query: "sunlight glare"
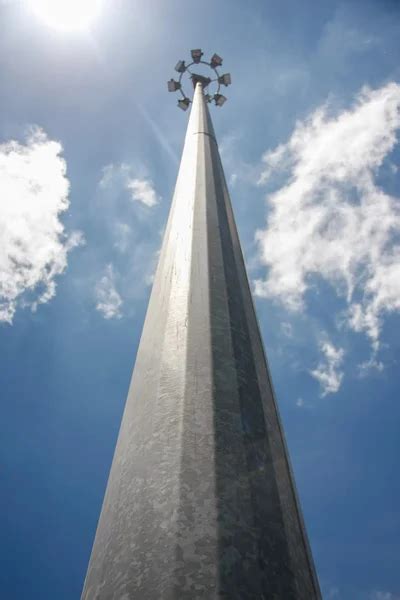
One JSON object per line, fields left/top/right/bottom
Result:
{"left": 31, "top": 0, "right": 103, "bottom": 32}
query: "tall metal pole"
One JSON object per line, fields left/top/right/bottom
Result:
{"left": 82, "top": 54, "right": 321, "bottom": 599}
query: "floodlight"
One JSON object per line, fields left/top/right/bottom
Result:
{"left": 167, "top": 79, "right": 181, "bottom": 92}
{"left": 218, "top": 73, "right": 231, "bottom": 86}
{"left": 210, "top": 53, "right": 223, "bottom": 68}
{"left": 178, "top": 97, "right": 191, "bottom": 111}
{"left": 175, "top": 60, "right": 186, "bottom": 73}
{"left": 214, "top": 93, "right": 227, "bottom": 107}
{"left": 167, "top": 49, "right": 231, "bottom": 111}
{"left": 191, "top": 48, "right": 203, "bottom": 63}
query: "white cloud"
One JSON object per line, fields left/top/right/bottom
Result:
{"left": 255, "top": 82, "right": 400, "bottom": 351}
{"left": 100, "top": 163, "right": 159, "bottom": 207}
{"left": 310, "top": 340, "right": 344, "bottom": 396}
{"left": 0, "top": 127, "right": 83, "bottom": 323}
{"left": 296, "top": 397, "right": 305, "bottom": 408}
{"left": 95, "top": 264, "right": 122, "bottom": 319}
{"left": 126, "top": 177, "right": 158, "bottom": 207}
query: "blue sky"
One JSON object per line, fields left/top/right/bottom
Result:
{"left": 1, "top": 0, "right": 400, "bottom": 598}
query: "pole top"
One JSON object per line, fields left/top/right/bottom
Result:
{"left": 167, "top": 49, "right": 231, "bottom": 111}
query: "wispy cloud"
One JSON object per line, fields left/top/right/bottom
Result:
{"left": 136, "top": 103, "right": 179, "bottom": 164}
{"left": 255, "top": 82, "right": 400, "bottom": 354}
{"left": 95, "top": 264, "right": 122, "bottom": 319}
{"left": 219, "top": 132, "right": 259, "bottom": 187}
{"left": 96, "top": 166, "right": 163, "bottom": 317}
{"left": 113, "top": 222, "right": 132, "bottom": 253}
{"left": 358, "top": 355, "right": 384, "bottom": 378}
{"left": 310, "top": 340, "right": 344, "bottom": 396}
{"left": 99, "top": 163, "right": 160, "bottom": 207}
{"left": 326, "top": 587, "right": 340, "bottom": 599}
{"left": 370, "top": 592, "right": 400, "bottom": 600}
{"left": 0, "top": 127, "right": 83, "bottom": 324}
{"left": 281, "top": 321, "right": 293, "bottom": 338}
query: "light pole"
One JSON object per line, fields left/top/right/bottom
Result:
{"left": 81, "top": 49, "right": 321, "bottom": 600}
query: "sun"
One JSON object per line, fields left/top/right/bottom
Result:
{"left": 30, "top": 0, "right": 103, "bottom": 32}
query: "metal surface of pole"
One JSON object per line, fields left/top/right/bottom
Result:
{"left": 81, "top": 77, "right": 321, "bottom": 599}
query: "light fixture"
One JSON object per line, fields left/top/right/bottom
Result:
{"left": 178, "top": 98, "right": 191, "bottom": 111}
{"left": 167, "top": 49, "right": 231, "bottom": 111}
{"left": 175, "top": 60, "right": 186, "bottom": 73}
{"left": 167, "top": 79, "right": 181, "bottom": 92}
{"left": 214, "top": 93, "right": 227, "bottom": 107}
{"left": 210, "top": 53, "right": 223, "bottom": 68}
{"left": 191, "top": 48, "right": 203, "bottom": 63}
{"left": 218, "top": 73, "right": 231, "bottom": 86}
